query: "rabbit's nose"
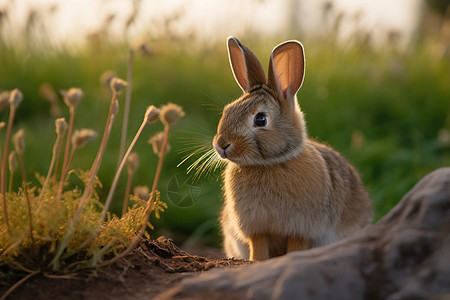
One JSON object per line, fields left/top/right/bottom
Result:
{"left": 216, "top": 135, "right": 230, "bottom": 149}
{"left": 222, "top": 143, "right": 231, "bottom": 150}
{"left": 214, "top": 136, "right": 232, "bottom": 159}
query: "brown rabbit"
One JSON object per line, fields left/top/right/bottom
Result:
{"left": 213, "top": 37, "right": 373, "bottom": 261}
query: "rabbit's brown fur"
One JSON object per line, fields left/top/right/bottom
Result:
{"left": 214, "top": 37, "right": 373, "bottom": 261}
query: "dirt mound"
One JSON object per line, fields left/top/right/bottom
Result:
{"left": 0, "top": 237, "right": 251, "bottom": 300}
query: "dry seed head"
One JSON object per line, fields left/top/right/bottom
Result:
{"left": 40, "top": 83, "right": 62, "bottom": 117}
{"left": 71, "top": 129, "right": 97, "bottom": 149}
{"left": 159, "top": 103, "right": 185, "bottom": 126}
{"left": 62, "top": 87, "right": 83, "bottom": 108}
{"left": 55, "top": 118, "right": 68, "bottom": 136}
{"left": 148, "top": 132, "right": 171, "bottom": 155}
{"left": 126, "top": 152, "right": 139, "bottom": 173}
{"left": 133, "top": 39, "right": 154, "bottom": 56}
{"left": 8, "top": 151, "right": 17, "bottom": 173}
{"left": 0, "top": 122, "right": 5, "bottom": 131}
{"left": 49, "top": 104, "right": 62, "bottom": 117}
{"left": 13, "top": 129, "right": 25, "bottom": 154}
{"left": 110, "top": 77, "right": 127, "bottom": 94}
{"left": 99, "top": 70, "right": 117, "bottom": 88}
{"left": 438, "top": 128, "right": 450, "bottom": 147}
{"left": 39, "top": 83, "right": 59, "bottom": 104}
{"left": 133, "top": 185, "right": 150, "bottom": 201}
{"left": 9, "top": 89, "right": 23, "bottom": 109}
{"left": 0, "top": 91, "right": 10, "bottom": 111}
{"left": 144, "top": 105, "right": 160, "bottom": 124}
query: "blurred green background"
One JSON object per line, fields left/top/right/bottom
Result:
{"left": 0, "top": 0, "right": 449, "bottom": 250}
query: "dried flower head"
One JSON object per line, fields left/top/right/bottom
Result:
{"left": 13, "top": 129, "right": 25, "bottom": 154}
{"left": 40, "top": 83, "right": 61, "bottom": 116}
{"left": 133, "top": 185, "right": 150, "bottom": 201}
{"left": 438, "top": 128, "right": 450, "bottom": 147}
{"left": 71, "top": 129, "right": 97, "bottom": 149}
{"left": 126, "top": 152, "right": 139, "bottom": 173}
{"left": 8, "top": 151, "right": 17, "bottom": 173}
{"left": 110, "top": 77, "right": 127, "bottom": 94}
{"left": 55, "top": 118, "right": 68, "bottom": 136}
{"left": 0, "top": 91, "right": 10, "bottom": 111}
{"left": 144, "top": 105, "right": 160, "bottom": 124}
{"left": 133, "top": 39, "right": 154, "bottom": 56}
{"left": 0, "top": 122, "right": 5, "bottom": 131}
{"left": 148, "top": 132, "right": 171, "bottom": 155}
{"left": 159, "top": 103, "right": 185, "bottom": 126}
{"left": 9, "top": 89, "right": 23, "bottom": 109}
{"left": 99, "top": 70, "right": 117, "bottom": 88}
{"left": 39, "top": 83, "right": 59, "bottom": 104}
{"left": 61, "top": 87, "right": 83, "bottom": 108}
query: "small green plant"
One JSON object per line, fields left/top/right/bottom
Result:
{"left": 0, "top": 74, "right": 185, "bottom": 298}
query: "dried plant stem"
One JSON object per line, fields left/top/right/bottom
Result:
{"left": 57, "top": 106, "right": 76, "bottom": 198}
{"left": 84, "top": 96, "right": 118, "bottom": 201}
{"left": 100, "top": 124, "right": 171, "bottom": 267}
{"left": 8, "top": 171, "right": 14, "bottom": 193}
{"left": 8, "top": 163, "right": 14, "bottom": 193}
{"left": 1, "top": 106, "right": 16, "bottom": 234}
{"left": 118, "top": 48, "right": 134, "bottom": 166}
{"left": 122, "top": 172, "right": 133, "bottom": 215}
{"left": 17, "top": 151, "right": 34, "bottom": 243}
{"left": 51, "top": 95, "right": 118, "bottom": 270}
{"left": 102, "top": 115, "right": 147, "bottom": 222}
{"left": 61, "top": 106, "right": 76, "bottom": 177}
{"left": 150, "top": 124, "right": 170, "bottom": 204}
{"left": 64, "top": 148, "right": 77, "bottom": 178}
{"left": 37, "top": 133, "right": 63, "bottom": 207}
{"left": 53, "top": 136, "right": 64, "bottom": 183}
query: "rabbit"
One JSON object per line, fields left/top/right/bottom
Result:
{"left": 213, "top": 37, "right": 373, "bottom": 261}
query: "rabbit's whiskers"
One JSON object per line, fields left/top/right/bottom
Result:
{"left": 177, "top": 136, "right": 225, "bottom": 181}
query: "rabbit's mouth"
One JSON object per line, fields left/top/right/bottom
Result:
{"left": 213, "top": 134, "right": 269, "bottom": 165}
{"left": 213, "top": 143, "right": 259, "bottom": 165}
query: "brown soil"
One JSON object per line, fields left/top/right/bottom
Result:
{"left": 0, "top": 237, "right": 252, "bottom": 300}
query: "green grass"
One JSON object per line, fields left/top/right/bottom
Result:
{"left": 0, "top": 36, "right": 449, "bottom": 248}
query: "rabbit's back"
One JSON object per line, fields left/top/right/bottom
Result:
{"left": 312, "top": 141, "right": 373, "bottom": 234}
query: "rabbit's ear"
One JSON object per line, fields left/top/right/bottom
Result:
{"left": 268, "top": 41, "right": 305, "bottom": 101}
{"left": 227, "top": 37, "right": 266, "bottom": 92}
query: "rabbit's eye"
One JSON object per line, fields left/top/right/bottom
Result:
{"left": 254, "top": 113, "right": 267, "bottom": 127}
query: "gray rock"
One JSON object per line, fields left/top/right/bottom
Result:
{"left": 156, "top": 168, "right": 450, "bottom": 300}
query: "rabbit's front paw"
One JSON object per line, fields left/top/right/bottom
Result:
{"left": 249, "top": 234, "right": 270, "bottom": 261}
{"left": 287, "top": 236, "right": 310, "bottom": 253}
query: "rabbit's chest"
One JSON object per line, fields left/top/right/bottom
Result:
{"left": 223, "top": 162, "right": 330, "bottom": 236}
{"left": 225, "top": 162, "right": 322, "bottom": 205}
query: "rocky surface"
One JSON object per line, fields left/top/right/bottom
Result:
{"left": 157, "top": 167, "right": 450, "bottom": 300}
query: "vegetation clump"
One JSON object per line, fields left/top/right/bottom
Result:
{"left": 0, "top": 75, "right": 184, "bottom": 296}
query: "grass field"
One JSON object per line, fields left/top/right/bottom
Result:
{"left": 0, "top": 34, "right": 449, "bottom": 248}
